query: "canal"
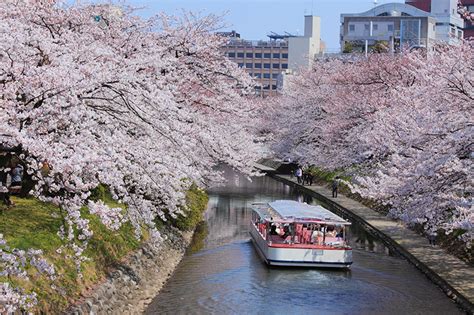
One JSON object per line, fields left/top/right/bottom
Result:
{"left": 145, "top": 171, "right": 461, "bottom": 314}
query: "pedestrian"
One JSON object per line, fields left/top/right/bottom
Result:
{"left": 332, "top": 176, "right": 339, "bottom": 198}
{"left": 428, "top": 231, "right": 437, "bottom": 246}
{"left": 9, "top": 162, "right": 23, "bottom": 195}
{"left": 295, "top": 167, "right": 303, "bottom": 184}
{"left": 307, "top": 172, "right": 314, "bottom": 186}
{"left": 0, "top": 153, "right": 12, "bottom": 206}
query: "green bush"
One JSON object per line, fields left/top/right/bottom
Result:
{"left": 89, "top": 184, "right": 108, "bottom": 201}
{"left": 173, "top": 184, "right": 209, "bottom": 231}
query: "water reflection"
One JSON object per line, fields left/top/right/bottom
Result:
{"left": 146, "top": 170, "right": 460, "bottom": 315}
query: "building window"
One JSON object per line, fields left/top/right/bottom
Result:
{"left": 272, "top": 64, "right": 280, "bottom": 69}
{"left": 373, "top": 24, "right": 378, "bottom": 31}
{"left": 282, "top": 64, "right": 288, "bottom": 69}
{"left": 254, "top": 73, "right": 261, "bottom": 78}
{"left": 255, "top": 53, "right": 262, "bottom": 58}
{"left": 238, "top": 63, "right": 244, "bottom": 68}
{"left": 282, "top": 53, "right": 288, "bottom": 58}
{"left": 263, "top": 73, "right": 271, "bottom": 79}
{"left": 272, "top": 85, "right": 277, "bottom": 90}
{"left": 246, "top": 53, "right": 253, "bottom": 58}
{"left": 237, "top": 52, "right": 244, "bottom": 58}
{"left": 228, "top": 52, "right": 235, "bottom": 58}
{"left": 254, "top": 63, "right": 262, "bottom": 68}
{"left": 246, "top": 63, "right": 253, "bottom": 68}
{"left": 273, "top": 53, "right": 280, "bottom": 58}
{"left": 364, "top": 24, "right": 369, "bottom": 31}
{"left": 264, "top": 63, "right": 271, "bottom": 69}
{"left": 388, "top": 24, "right": 393, "bottom": 32}
{"left": 349, "top": 24, "right": 355, "bottom": 32}
{"left": 264, "top": 53, "right": 271, "bottom": 58}
{"left": 272, "top": 73, "right": 279, "bottom": 78}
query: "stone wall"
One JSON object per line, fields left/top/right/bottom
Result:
{"left": 68, "top": 227, "right": 193, "bottom": 314}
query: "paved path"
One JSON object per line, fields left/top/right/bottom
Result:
{"left": 255, "top": 163, "right": 474, "bottom": 313}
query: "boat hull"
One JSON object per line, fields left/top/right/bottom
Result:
{"left": 249, "top": 226, "right": 352, "bottom": 268}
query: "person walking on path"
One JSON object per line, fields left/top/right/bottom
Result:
{"left": 428, "top": 231, "right": 437, "bottom": 246}
{"left": 305, "top": 171, "right": 314, "bottom": 186}
{"left": 332, "top": 176, "right": 340, "bottom": 198}
{"left": 0, "top": 153, "right": 12, "bottom": 206}
{"left": 295, "top": 167, "right": 303, "bottom": 184}
{"left": 10, "top": 163, "right": 23, "bottom": 187}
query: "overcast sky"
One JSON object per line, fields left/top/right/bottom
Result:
{"left": 91, "top": 0, "right": 405, "bottom": 51}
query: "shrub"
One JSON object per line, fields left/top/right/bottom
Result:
{"left": 173, "top": 184, "right": 209, "bottom": 231}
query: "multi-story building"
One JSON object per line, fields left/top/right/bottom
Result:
{"left": 340, "top": 1, "right": 464, "bottom": 53}
{"left": 406, "top": 0, "right": 465, "bottom": 41}
{"left": 341, "top": 3, "right": 437, "bottom": 53}
{"left": 222, "top": 16, "right": 322, "bottom": 97}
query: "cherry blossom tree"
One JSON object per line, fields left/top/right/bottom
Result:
{"left": 1, "top": 0, "right": 261, "bottom": 310}
{"left": 267, "top": 43, "right": 473, "bottom": 247}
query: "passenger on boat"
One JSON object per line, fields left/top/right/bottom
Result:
{"left": 311, "top": 230, "right": 323, "bottom": 244}
{"left": 335, "top": 228, "right": 343, "bottom": 239}
{"left": 326, "top": 226, "right": 337, "bottom": 237}
{"left": 270, "top": 224, "right": 279, "bottom": 235}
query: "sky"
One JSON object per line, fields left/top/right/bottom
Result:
{"left": 94, "top": 0, "right": 405, "bottom": 51}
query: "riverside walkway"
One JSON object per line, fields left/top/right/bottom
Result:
{"left": 255, "top": 162, "right": 474, "bottom": 313}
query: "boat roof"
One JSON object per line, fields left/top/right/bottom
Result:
{"left": 251, "top": 200, "right": 350, "bottom": 225}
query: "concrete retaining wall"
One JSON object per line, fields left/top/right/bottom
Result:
{"left": 67, "top": 227, "right": 193, "bottom": 315}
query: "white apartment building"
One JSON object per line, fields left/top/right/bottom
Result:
{"left": 340, "top": 1, "right": 464, "bottom": 54}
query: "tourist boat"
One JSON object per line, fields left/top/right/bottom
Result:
{"left": 249, "top": 200, "right": 352, "bottom": 268}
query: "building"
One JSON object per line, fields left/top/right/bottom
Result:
{"left": 340, "top": 1, "right": 464, "bottom": 54}
{"left": 406, "top": 0, "right": 464, "bottom": 41}
{"left": 341, "top": 4, "right": 437, "bottom": 53}
{"left": 222, "top": 16, "right": 322, "bottom": 97}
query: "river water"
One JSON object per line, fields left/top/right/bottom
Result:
{"left": 146, "top": 171, "right": 461, "bottom": 315}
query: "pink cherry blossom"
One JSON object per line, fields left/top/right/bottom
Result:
{"left": 1, "top": 0, "right": 262, "bottom": 310}
{"left": 267, "top": 43, "right": 473, "bottom": 246}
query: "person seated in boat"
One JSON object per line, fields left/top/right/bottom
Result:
{"left": 270, "top": 223, "right": 279, "bottom": 235}
{"left": 326, "top": 226, "right": 337, "bottom": 238}
{"left": 335, "top": 227, "right": 343, "bottom": 239}
{"left": 311, "top": 229, "right": 323, "bottom": 244}
{"left": 282, "top": 224, "right": 291, "bottom": 238}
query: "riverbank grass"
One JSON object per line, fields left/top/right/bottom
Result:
{"left": 0, "top": 195, "right": 142, "bottom": 312}
{"left": 0, "top": 185, "right": 208, "bottom": 313}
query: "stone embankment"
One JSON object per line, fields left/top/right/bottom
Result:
{"left": 68, "top": 227, "right": 193, "bottom": 315}
{"left": 255, "top": 161, "right": 474, "bottom": 314}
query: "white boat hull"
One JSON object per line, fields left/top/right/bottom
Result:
{"left": 249, "top": 225, "right": 352, "bottom": 268}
